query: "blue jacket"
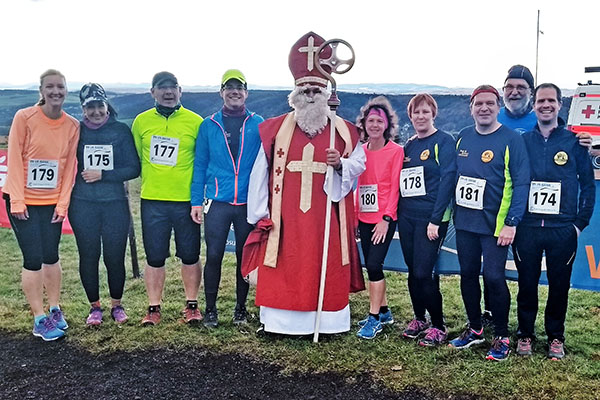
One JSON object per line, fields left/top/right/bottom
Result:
{"left": 191, "top": 109, "right": 264, "bottom": 206}
{"left": 520, "top": 120, "right": 595, "bottom": 231}
{"left": 497, "top": 107, "right": 537, "bottom": 134}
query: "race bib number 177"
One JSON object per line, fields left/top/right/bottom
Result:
{"left": 150, "top": 136, "right": 179, "bottom": 166}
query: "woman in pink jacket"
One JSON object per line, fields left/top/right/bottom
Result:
{"left": 355, "top": 96, "right": 403, "bottom": 339}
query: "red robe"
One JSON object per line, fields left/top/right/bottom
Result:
{"left": 254, "top": 115, "right": 362, "bottom": 312}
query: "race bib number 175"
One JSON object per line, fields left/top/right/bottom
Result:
{"left": 83, "top": 145, "right": 114, "bottom": 170}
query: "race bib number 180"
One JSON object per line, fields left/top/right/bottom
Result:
{"left": 150, "top": 136, "right": 179, "bottom": 166}
{"left": 456, "top": 176, "right": 486, "bottom": 210}
{"left": 83, "top": 145, "right": 114, "bottom": 170}
{"left": 358, "top": 184, "right": 379, "bottom": 212}
{"left": 528, "top": 181, "right": 561, "bottom": 214}
{"left": 27, "top": 159, "right": 58, "bottom": 189}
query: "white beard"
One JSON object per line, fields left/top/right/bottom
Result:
{"left": 288, "top": 86, "right": 331, "bottom": 138}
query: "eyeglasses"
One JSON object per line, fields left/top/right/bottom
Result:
{"left": 302, "top": 88, "right": 322, "bottom": 95}
{"left": 223, "top": 84, "right": 246, "bottom": 91}
{"left": 503, "top": 84, "right": 530, "bottom": 93}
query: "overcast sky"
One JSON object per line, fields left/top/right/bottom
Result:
{"left": 1, "top": 0, "right": 599, "bottom": 90}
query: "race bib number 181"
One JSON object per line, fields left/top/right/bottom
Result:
{"left": 456, "top": 176, "right": 486, "bottom": 210}
{"left": 27, "top": 159, "right": 58, "bottom": 189}
{"left": 150, "top": 136, "right": 179, "bottom": 166}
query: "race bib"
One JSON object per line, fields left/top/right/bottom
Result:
{"left": 400, "top": 166, "right": 426, "bottom": 197}
{"left": 358, "top": 184, "right": 378, "bottom": 212}
{"left": 27, "top": 159, "right": 58, "bottom": 189}
{"left": 456, "top": 176, "right": 486, "bottom": 210}
{"left": 528, "top": 181, "right": 561, "bottom": 214}
{"left": 150, "top": 136, "right": 179, "bottom": 166}
{"left": 83, "top": 145, "right": 114, "bottom": 170}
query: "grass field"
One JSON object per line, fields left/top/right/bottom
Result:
{"left": 1, "top": 179, "right": 599, "bottom": 400}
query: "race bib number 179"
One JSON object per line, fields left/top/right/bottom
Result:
{"left": 27, "top": 159, "right": 58, "bottom": 189}
{"left": 150, "top": 136, "right": 179, "bottom": 166}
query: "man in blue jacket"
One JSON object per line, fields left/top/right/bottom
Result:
{"left": 513, "top": 83, "right": 595, "bottom": 360}
{"left": 191, "top": 69, "right": 264, "bottom": 327}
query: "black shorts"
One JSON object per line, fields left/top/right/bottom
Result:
{"left": 5, "top": 199, "right": 62, "bottom": 271}
{"left": 140, "top": 199, "right": 200, "bottom": 267}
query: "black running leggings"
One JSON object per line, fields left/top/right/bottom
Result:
{"left": 203, "top": 201, "right": 253, "bottom": 310}
{"left": 455, "top": 229, "right": 510, "bottom": 336}
{"left": 397, "top": 215, "right": 448, "bottom": 329}
{"left": 68, "top": 198, "right": 130, "bottom": 303}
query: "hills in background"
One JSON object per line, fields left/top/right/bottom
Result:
{"left": 0, "top": 89, "right": 572, "bottom": 144}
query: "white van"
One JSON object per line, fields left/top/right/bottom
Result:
{"left": 567, "top": 67, "right": 600, "bottom": 168}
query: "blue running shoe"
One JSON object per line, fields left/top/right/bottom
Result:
{"left": 486, "top": 336, "right": 510, "bottom": 361}
{"left": 50, "top": 308, "right": 68, "bottom": 330}
{"left": 448, "top": 327, "right": 485, "bottom": 349}
{"left": 358, "top": 309, "right": 394, "bottom": 327}
{"left": 356, "top": 315, "right": 383, "bottom": 339}
{"left": 32, "top": 317, "right": 65, "bottom": 341}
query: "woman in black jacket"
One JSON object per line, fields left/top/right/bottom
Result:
{"left": 69, "top": 83, "right": 140, "bottom": 326}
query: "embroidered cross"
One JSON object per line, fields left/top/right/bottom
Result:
{"left": 274, "top": 184, "right": 281, "bottom": 194}
{"left": 286, "top": 143, "right": 327, "bottom": 213}
{"left": 277, "top": 148, "right": 285, "bottom": 158}
{"left": 275, "top": 166, "right": 282, "bottom": 176}
{"left": 298, "top": 36, "right": 318, "bottom": 71}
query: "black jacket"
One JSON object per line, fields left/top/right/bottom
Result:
{"left": 521, "top": 120, "right": 595, "bottom": 231}
{"left": 71, "top": 116, "right": 140, "bottom": 202}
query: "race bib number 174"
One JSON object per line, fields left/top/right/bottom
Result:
{"left": 150, "top": 136, "right": 179, "bottom": 166}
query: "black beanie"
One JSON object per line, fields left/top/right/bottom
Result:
{"left": 505, "top": 65, "right": 534, "bottom": 89}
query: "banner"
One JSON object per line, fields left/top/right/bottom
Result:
{"left": 225, "top": 181, "right": 600, "bottom": 292}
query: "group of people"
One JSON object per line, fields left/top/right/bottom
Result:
{"left": 3, "top": 32, "right": 595, "bottom": 363}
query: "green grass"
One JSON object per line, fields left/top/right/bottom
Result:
{"left": 1, "top": 179, "right": 599, "bottom": 399}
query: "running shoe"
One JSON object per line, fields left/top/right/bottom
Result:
{"left": 548, "top": 339, "right": 565, "bottom": 360}
{"left": 356, "top": 315, "right": 383, "bottom": 339}
{"left": 111, "top": 306, "right": 128, "bottom": 324}
{"left": 141, "top": 309, "right": 161, "bottom": 326}
{"left": 233, "top": 304, "right": 248, "bottom": 325}
{"left": 448, "top": 327, "right": 485, "bottom": 349}
{"left": 86, "top": 307, "right": 103, "bottom": 326}
{"left": 32, "top": 317, "right": 65, "bottom": 341}
{"left": 516, "top": 337, "right": 533, "bottom": 356}
{"left": 418, "top": 327, "right": 448, "bottom": 347}
{"left": 402, "top": 318, "right": 429, "bottom": 339}
{"left": 203, "top": 307, "right": 218, "bottom": 328}
{"left": 486, "top": 336, "right": 510, "bottom": 361}
{"left": 183, "top": 305, "right": 203, "bottom": 324}
{"left": 50, "top": 308, "right": 68, "bottom": 330}
{"left": 358, "top": 309, "right": 394, "bottom": 327}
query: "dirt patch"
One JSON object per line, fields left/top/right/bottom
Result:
{"left": 0, "top": 331, "right": 480, "bottom": 400}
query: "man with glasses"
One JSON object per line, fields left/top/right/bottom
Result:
{"left": 191, "top": 69, "right": 263, "bottom": 328}
{"left": 498, "top": 65, "right": 538, "bottom": 134}
{"left": 132, "top": 71, "right": 204, "bottom": 326}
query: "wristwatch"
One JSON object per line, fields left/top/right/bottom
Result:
{"left": 504, "top": 217, "right": 518, "bottom": 227}
{"left": 382, "top": 215, "right": 393, "bottom": 223}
